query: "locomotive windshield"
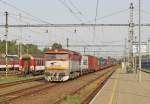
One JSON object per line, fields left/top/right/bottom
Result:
{"left": 45, "top": 54, "right": 68, "bottom": 60}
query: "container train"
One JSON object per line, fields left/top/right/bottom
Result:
{"left": 44, "top": 49, "right": 115, "bottom": 81}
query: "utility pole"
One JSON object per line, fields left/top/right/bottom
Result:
{"left": 19, "top": 13, "right": 22, "bottom": 57}
{"left": 66, "top": 38, "right": 69, "bottom": 49}
{"left": 124, "top": 38, "right": 127, "bottom": 70}
{"left": 127, "top": 2, "right": 134, "bottom": 73}
{"left": 5, "top": 11, "right": 8, "bottom": 77}
{"left": 139, "top": 0, "right": 142, "bottom": 82}
{"left": 17, "top": 41, "right": 19, "bottom": 57}
{"left": 84, "top": 47, "right": 86, "bottom": 54}
{"left": 27, "top": 44, "right": 29, "bottom": 54}
{"left": 148, "top": 38, "right": 150, "bottom": 58}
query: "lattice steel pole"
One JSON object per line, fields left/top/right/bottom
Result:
{"left": 139, "top": 0, "right": 142, "bottom": 82}
{"left": 128, "top": 2, "right": 134, "bottom": 72}
{"left": 5, "top": 11, "right": 8, "bottom": 77}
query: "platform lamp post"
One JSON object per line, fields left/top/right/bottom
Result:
{"left": 138, "top": 0, "right": 142, "bottom": 82}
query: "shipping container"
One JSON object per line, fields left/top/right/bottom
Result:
{"left": 81, "top": 55, "right": 99, "bottom": 72}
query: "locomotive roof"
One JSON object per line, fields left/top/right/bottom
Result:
{"left": 20, "top": 54, "right": 34, "bottom": 60}
{"left": 45, "top": 48, "right": 81, "bottom": 55}
{"left": 82, "top": 54, "right": 98, "bottom": 58}
{"left": 83, "top": 54, "right": 96, "bottom": 57}
{"left": 20, "top": 54, "right": 44, "bottom": 59}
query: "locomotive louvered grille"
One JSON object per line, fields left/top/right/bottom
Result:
{"left": 45, "top": 72, "right": 66, "bottom": 81}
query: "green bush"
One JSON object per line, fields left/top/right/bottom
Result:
{"left": 64, "top": 95, "right": 81, "bottom": 104}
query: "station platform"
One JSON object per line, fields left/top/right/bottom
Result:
{"left": 90, "top": 67, "right": 150, "bottom": 104}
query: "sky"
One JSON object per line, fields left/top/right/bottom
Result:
{"left": 0, "top": 0, "right": 150, "bottom": 57}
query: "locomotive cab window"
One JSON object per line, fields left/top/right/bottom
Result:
{"left": 45, "top": 54, "right": 68, "bottom": 60}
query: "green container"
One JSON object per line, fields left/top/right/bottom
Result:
{"left": 99, "top": 57, "right": 104, "bottom": 65}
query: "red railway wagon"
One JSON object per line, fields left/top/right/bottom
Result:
{"left": 19, "top": 54, "right": 45, "bottom": 75}
{"left": 81, "top": 55, "right": 99, "bottom": 73}
{"left": 0, "top": 56, "right": 19, "bottom": 71}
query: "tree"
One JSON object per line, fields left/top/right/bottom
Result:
{"left": 43, "top": 48, "right": 49, "bottom": 52}
{"left": 52, "top": 43, "right": 62, "bottom": 50}
{"left": 0, "top": 40, "right": 43, "bottom": 56}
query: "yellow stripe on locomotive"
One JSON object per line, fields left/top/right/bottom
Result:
{"left": 46, "top": 66, "right": 67, "bottom": 70}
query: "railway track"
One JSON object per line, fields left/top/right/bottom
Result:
{"left": 0, "top": 76, "right": 44, "bottom": 88}
{"left": 3, "top": 66, "right": 118, "bottom": 104}
{"left": 0, "top": 81, "right": 57, "bottom": 103}
{"left": 81, "top": 70, "right": 114, "bottom": 104}
{"left": 54, "top": 68, "right": 115, "bottom": 104}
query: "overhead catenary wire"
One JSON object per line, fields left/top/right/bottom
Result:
{"left": 138, "top": 9, "right": 150, "bottom": 20}
{"left": 0, "top": 0, "right": 129, "bottom": 26}
{"left": 54, "top": 0, "right": 90, "bottom": 46}
{"left": 8, "top": 14, "right": 47, "bottom": 35}
{"left": 0, "top": 1, "right": 132, "bottom": 48}
{"left": 87, "top": 8, "right": 129, "bottom": 23}
{"left": 0, "top": 8, "right": 130, "bottom": 28}
{"left": 9, "top": 13, "right": 49, "bottom": 24}
{"left": 67, "top": 0, "right": 88, "bottom": 22}
{"left": 77, "top": 50, "right": 124, "bottom": 53}
{"left": 57, "top": 0, "right": 84, "bottom": 23}
{"left": 93, "top": 0, "right": 99, "bottom": 41}
{"left": 7, "top": 15, "right": 49, "bottom": 49}
{"left": 0, "top": 1, "right": 129, "bottom": 25}
{"left": 2, "top": 11, "right": 90, "bottom": 49}
{"left": 95, "top": 0, "right": 99, "bottom": 24}
{"left": 0, "top": 0, "right": 129, "bottom": 25}
{"left": 0, "top": 0, "right": 104, "bottom": 49}
{"left": 100, "top": 41, "right": 122, "bottom": 43}
{"left": 0, "top": 0, "right": 52, "bottom": 24}
{"left": 35, "top": 44, "right": 124, "bottom": 48}
{"left": 0, "top": 0, "right": 137, "bottom": 58}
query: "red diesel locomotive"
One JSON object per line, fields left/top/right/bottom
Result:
{"left": 19, "top": 54, "right": 45, "bottom": 75}
{"left": 44, "top": 49, "right": 82, "bottom": 81}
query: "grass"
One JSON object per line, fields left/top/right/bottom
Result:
{"left": 0, "top": 76, "right": 29, "bottom": 84}
{"left": 64, "top": 95, "right": 81, "bottom": 104}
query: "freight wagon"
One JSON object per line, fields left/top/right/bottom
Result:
{"left": 98, "top": 57, "right": 113, "bottom": 69}
{"left": 44, "top": 49, "right": 82, "bottom": 81}
{"left": 0, "top": 56, "right": 19, "bottom": 71}
{"left": 81, "top": 55, "right": 99, "bottom": 73}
